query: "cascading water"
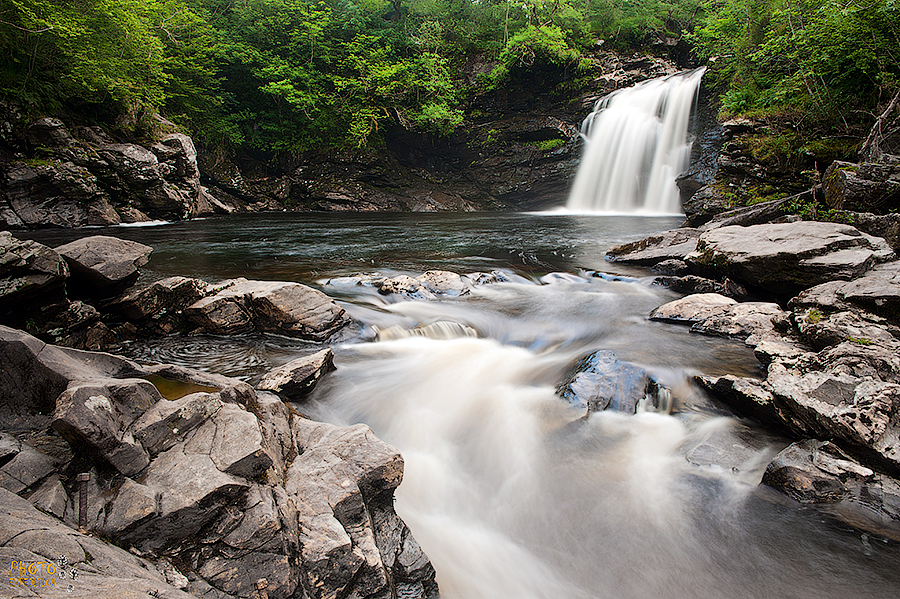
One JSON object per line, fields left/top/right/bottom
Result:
{"left": 566, "top": 68, "right": 706, "bottom": 214}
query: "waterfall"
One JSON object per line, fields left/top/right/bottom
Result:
{"left": 566, "top": 68, "right": 706, "bottom": 214}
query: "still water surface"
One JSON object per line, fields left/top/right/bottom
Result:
{"left": 23, "top": 212, "right": 900, "bottom": 598}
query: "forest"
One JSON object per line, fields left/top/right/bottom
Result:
{"left": 1, "top": 0, "right": 899, "bottom": 159}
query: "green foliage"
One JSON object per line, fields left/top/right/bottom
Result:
{"left": 486, "top": 24, "right": 582, "bottom": 88}
{"left": 525, "top": 137, "right": 566, "bottom": 151}
{"left": 692, "top": 0, "right": 900, "bottom": 130}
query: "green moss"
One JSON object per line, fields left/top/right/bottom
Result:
{"left": 524, "top": 138, "right": 565, "bottom": 152}
{"left": 806, "top": 309, "right": 822, "bottom": 324}
{"left": 847, "top": 336, "right": 873, "bottom": 346}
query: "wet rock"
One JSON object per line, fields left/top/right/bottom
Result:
{"left": 762, "top": 439, "right": 900, "bottom": 540}
{"left": 1, "top": 159, "right": 122, "bottom": 228}
{"left": 107, "top": 276, "right": 211, "bottom": 322}
{"left": 0, "top": 232, "right": 69, "bottom": 313}
{"left": 26, "top": 116, "right": 74, "bottom": 147}
{"left": 681, "top": 185, "right": 734, "bottom": 227}
{"left": 605, "top": 228, "right": 700, "bottom": 266}
{"left": 257, "top": 349, "right": 336, "bottom": 399}
{"left": 685, "top": 222, "right": 895, "bottom": 297}
{"left": 652, "top": 259, "right": 691, "bottom": 276}
{"left": 55, "top": 235, "right": 152, "bottom": 298}
{"left": 557, "top": 350, "right": 669, "bottom": 414}
{"left": 683, "top": 418, "right": 788, "bottom": 478}
{"left": 185, "top": 278, "right": 351, "bottom": 341}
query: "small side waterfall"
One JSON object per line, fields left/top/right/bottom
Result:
{"left": 566, "top": 68, "right": 706, "bottom": 214}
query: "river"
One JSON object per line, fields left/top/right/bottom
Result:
{"left": 22, "top": 212, "right": 900, "bottom": 598}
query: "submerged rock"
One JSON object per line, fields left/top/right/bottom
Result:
{"left": 557, "top": 350, "right": 671, "bottom": 414}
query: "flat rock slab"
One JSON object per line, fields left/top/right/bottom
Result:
{"left": 606, "top": 228, "right": 700, "bottom": 265}
{"left": 649, "top": 293, "right": 737, "bottom": 324}
{"left": 685, "top": 222, "right": 895, "bottom": 296}
{"left": 55, "top": 235, "right": 152, "bottom": 296}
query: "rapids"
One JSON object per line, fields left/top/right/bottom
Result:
{"left": 21, "top": 212, "right": 900, "bottom": 598}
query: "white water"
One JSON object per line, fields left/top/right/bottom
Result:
{"left": 566, "top": 68, "right": 706, "bottom": 214}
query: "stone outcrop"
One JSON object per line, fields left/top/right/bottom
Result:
{"left": 1, "top": 118, "right": 223, "bottom": 228}
{"left": 1, "top": 487, "right": 200, "bottom": 598}
{"left": 0, "top": 325, "right": 438, "bottom": 599}
{"left": 322, "top": 269, "right": 512, "bottom": 300}
{"left": 685, "top": 222, "right": 894, "bottom": 297}
{"left": 181, "top": 278, "right": 351, "bottom": 341}
{"left": 824, "top": 161, "right": 900, "bottom": 213}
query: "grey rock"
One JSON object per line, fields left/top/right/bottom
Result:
{"left": 648, "top": 293, "right": 737, "bottom": 324}
{"left": 185, "top": 278, "right": 350, "bottom": 341}
{"left": 652, "top": 259, "right": 691, "bottom": 276}
{"left": 0, "top": 487, "right": 197, "bottom": 598}
{"left": 28, "top": 474, "right": 70, "bottom": 519}
{"left": 697, "top": 191, "right": 813, "bottom": 231}
{"left": 126, "top": 445, "right": 250, "bottom": 553}
{"left": 208, "top": 403, "right": 273, "bottom": 479}
{"left": 257, "top": 349, "right": 336, "bottom": 399}
{"left": 103, "top": 478, "right": 158, "bottom": 535}
{"left": 55, "top": 235, "right": 152, "bottom": 297}
{"left": 605, "top": 228, "right": 700, "bottom": 265}
{"left": 685, "top": 222, "right": 895, "bottom": 296}
{"left": 762, "top": 439, "right": 900, "bottom": 540}
{"left": 198, "top": 552, "right": 296, "bottom": 599}
{"left": 688, "top": 301, "right": 788, "bottom": 342}
{"left": 0, "top": 442, "right": 55, "bottom": 494}
{"left": 652, "top": 275, "right": 748, "bottom": 299}
{"left": 130, "top": 392, "right": 224, "bottom": 457}
{"left": 1, "top": 160, "right": 121, "bottom": 228}
{"left": 26, "top": 117, "right": 74, "bottom": 147}
{"left": 0, "top": 232, "right": 69, "bottom": 312}
{"left": 52, "top": 380, "right": 158, "bottom": 477}
{"left": 824, "top": 161, "right": 900, "bottom": 213}
{"left": 107, "top": 276, "right": 211, "bottom": 322}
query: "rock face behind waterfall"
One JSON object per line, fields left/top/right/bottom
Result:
{"left": 0, "top": 325, "right": 439, "bottom": 599}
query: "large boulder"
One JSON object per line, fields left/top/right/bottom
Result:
{"left": 185, "top": 278, "right": 351, "bottom": 340}
{"left": 685, "top": 222, "right": 895, "bottom": 297}
{"left": 824, "top": 161, "right": 900, "bottom": 213}
{"left": 257, "top": 349, "right": 336, "bottom": 399}
{"left": 55, "top": 235, "right": 152, "bottom": 298}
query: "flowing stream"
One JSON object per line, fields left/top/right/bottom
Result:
{"left": 566, "top": 69, "right": 706, "bottom": 214}
{"left": 22, "top": 212, "right": 900, "bottom": 598}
